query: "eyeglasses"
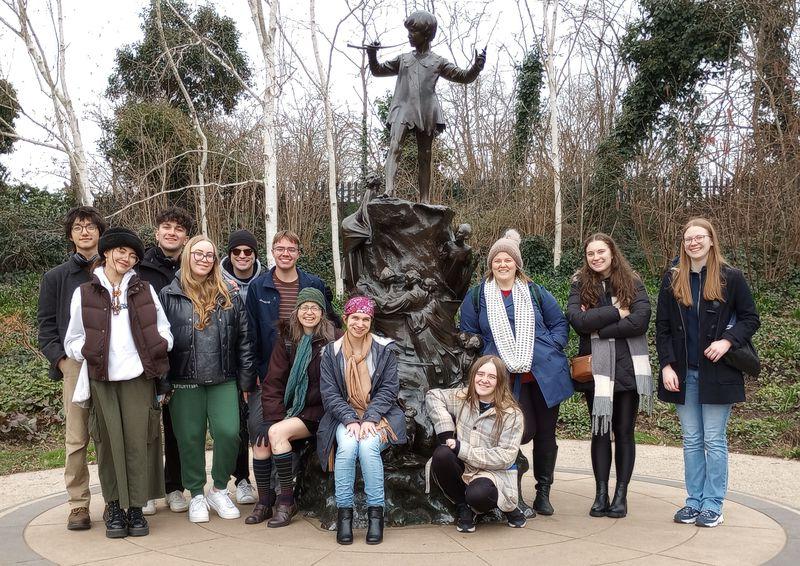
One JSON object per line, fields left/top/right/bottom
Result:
{"left": 111, "top": 248, "right": 138, "bottom": 264}
{"left": 298, "top": 305, "right": 322, "bottom": 313}
{"left": 273, "top": 246, "right": 299, "bottom": 255}
{"left": 72, "top": 223, "right": 98, "bottom": 234}
{"left": 191, "top": 251, "right": 216, "bottom": 263}
{"left": 231, "top": 248, "right": 254, "bottom": 257}
{"left": 683, "top": 234, "right": 710, "bottom": 245}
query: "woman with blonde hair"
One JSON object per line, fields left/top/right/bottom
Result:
{"left": 159, "top": 235, "right": 257, "bottom": 523}
{"left": 426, "top": 355, "right": 526, "bottom": 532}
{"left": 657, "top": 218, "right": 759, "bottom": 528}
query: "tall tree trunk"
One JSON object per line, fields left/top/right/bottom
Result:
{"left": 544, "top": 0, "right": 562, "bottom": 269}
{"left": 155, "top": 0, "right": 208, "bottom": 234}
{"left": 248, "top": 0, "right": 279, "bottom": 264}
{"left": 310, "top": 0, "right": 343, "bottom": 297}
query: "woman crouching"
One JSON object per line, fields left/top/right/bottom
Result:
{"left": 245, "top": 288, "right": 341, "bottom": 527}
{"left": 426, "top": 355, "right": 526, "bottom": 533}
{"left": 318, "top": 296, "right": 407, "bottom": 545}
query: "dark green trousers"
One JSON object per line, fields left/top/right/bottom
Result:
{"left": 89, "top": 377, "right": 164, "bottom": 508}
{"left": 169, "top": 381, "right": 240, "bottom": 497}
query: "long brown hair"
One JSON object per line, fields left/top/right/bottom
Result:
{"left": 179, "top": 235, "right": 232, "bottom": 330}
{"left": 670, "top": 218, "right": 728, "bottom": 307}
{"left": 458, "top": 355, "right": 520, "bottom": 443}
{"left": 278, "top": 307, "right": 335, "bottom": 345}
{"left": 574, "top": 233, "right": 639, "bottom": 309}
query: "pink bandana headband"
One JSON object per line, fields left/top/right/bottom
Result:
{"left": 344, "top": 296, "right": 375, "bottom": 317}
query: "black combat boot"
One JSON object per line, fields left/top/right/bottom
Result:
{"left": 336, "top": 507, "right": 353, "bottom": 545}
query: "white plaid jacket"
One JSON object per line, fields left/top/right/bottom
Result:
{"left": 426, "top": 387, "right": 524, "bottom": 512}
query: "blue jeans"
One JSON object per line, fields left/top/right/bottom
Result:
{"left": 334, "top": 423, "right": 389, "bottom": 508}
{"left": 675, "top": 369, "right": 733, "bottom": 514}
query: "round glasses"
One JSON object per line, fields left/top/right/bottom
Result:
{"left": 191, "top": 251, "right": 216, "bottom": 263}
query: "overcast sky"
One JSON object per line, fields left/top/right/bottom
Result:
{"left": 0, "top": 1, "right": 580, "bottom": 190}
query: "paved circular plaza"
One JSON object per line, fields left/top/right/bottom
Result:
{"left": 4, "top": 462, "right": 799, "bottom": 566}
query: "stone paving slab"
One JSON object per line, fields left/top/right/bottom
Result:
{"left": 12, "top": 471, "right": 790, "bottom": 566}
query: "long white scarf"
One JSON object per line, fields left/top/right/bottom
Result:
{"left": 484, "top": 278, "right": 535, "bottom": 373}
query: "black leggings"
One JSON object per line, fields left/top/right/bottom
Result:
{"left": 431, "top": 445, "right": 498, "bottom": 512}
{"left": 585, "top": 390, "right": 639, "bottom": 483}
{"left": 518, "top": 380, "right": 559, "bottom": 453}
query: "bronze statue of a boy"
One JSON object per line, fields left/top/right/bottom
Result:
{"left": 367, "top": 10, "right": 486, "bottom": 202}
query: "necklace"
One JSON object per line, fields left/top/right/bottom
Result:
{"left": 111, "top": 283, "right": 122, "bottom": 315}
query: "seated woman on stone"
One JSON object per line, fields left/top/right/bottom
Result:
{"left": 318, "top": 296, "right": 407, "bottom": 545}
{"left": 245, "top": 288, "right": 341, "bottom": 527}
{"left": 426, "top": 355, "right": 526, "bottom": 533}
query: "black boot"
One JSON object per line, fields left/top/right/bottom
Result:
{"left": 589, "top": 481, "right": 610, "bottom": 517}
{"left": 365, "top": 506, "right": 384, "bottom": 544}
{"left": 126, "top": 506, "right": 149, "bottom": 536}
{"left": 606, "top": 482, "right": 628, "bottom": 518}
{"left": 515, "top": 450, "right": 536, "bottom": 518}
{"left": 336, "top": 507, "right": 353, "bottom": 545}
{"left": 533, "top": 447, "right": 557, "bottom": 516}
{"left": 104, "top": 500, "right": 127, "bottom": 539}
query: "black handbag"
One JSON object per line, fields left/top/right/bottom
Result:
{"left": 722, "top": 340, "right": 761, "bottom": 377}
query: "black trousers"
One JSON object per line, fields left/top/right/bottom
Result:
{"left": 585, "top": 390, "right": 639, "bottom": 483}
{"left": 431, "top": 445, "right": 498, "bottom": 513}
{"left": 233, "top": 393, "right": 250, "bottom": 483}
{"left": 518, "top": 380, "right": 559, "bottom": 453}
{"left": 162, "top": 403, "right": 183, "bottom": 493}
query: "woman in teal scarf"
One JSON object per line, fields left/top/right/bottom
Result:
{"left": 248, "top": 287, "right": 341, "bottom": 527}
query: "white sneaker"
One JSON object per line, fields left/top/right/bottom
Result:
{"left": 188, "top": 494, "right": 209, "bottom": 523}
{"left": 235, "top": 479, "right": 257, "bottom": 505}
{"left": 166, "top": 490, "right": 189, "bottom": 513}
{"left": 142, "top": 499, "right": 157, "bottom": 516}
{"left": 207, "top": 488, "right": 241, "bottom": 519}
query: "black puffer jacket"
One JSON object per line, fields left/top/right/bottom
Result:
{"left": 656, "top": 265, "right": 760, "bottom": 405}
{"left": 159, "top": 278, "right": 257, "bottom": 392}
{"left": 566, "top": 278, "right": 651, "bottom": 393}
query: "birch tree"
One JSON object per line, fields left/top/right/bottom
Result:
{"left": 543, "top": 0, "right": 563, "bottom": 268}
{"left": 0, "top": 0, "right": 91, "bottom": 204}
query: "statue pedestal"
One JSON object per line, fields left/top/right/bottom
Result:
{"left": 296, "top": 195, "right": 479, "bottom": 527}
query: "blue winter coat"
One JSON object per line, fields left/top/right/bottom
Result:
{"left": 316, "top": 334, "right": 408, "bottom": 472}
{"left": 244, "top": 267, "right": 340, "bottom": 380}
{"left": 459, "top": 280, "right": 573, "bottom": 408}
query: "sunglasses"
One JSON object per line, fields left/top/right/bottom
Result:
{"left": 231, "top": 248, "right": 254, "bottom": 257}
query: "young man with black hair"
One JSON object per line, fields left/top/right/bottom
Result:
{"left": 137, "top": 206, "right": 193, "bottom": 514}
{"left": 220, "top": 229, "right": 263, "bottom": 505}
{"left": 37, "top": 206, "right": 108, "bottom": 531}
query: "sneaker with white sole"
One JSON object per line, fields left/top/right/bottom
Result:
{"left": 235, "top": 479, "right": 257, "bottom": 505}
{"left": 673, "top": 506, "right": 701, "bottom": 524}
{"left": 695, "top": 509, "right": 724, "bottom": 528}
{"left": 166, "top": 490, "right": 189, "bottom": 513}
{"left": 142, "top": 499, "right": 157, "bottom": 516}
{"left": 188, "top": 494, "right": 209, "bottom": 523}
{"left": 207, "top": 488, "right": 241, "bottom": 519}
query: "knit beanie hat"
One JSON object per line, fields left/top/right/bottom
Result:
{"left": 98, "top": 227, "right": 145, "bottom": 262}
{"left": 487, "top": 228, "right": 523, "bottom": 270}
{"left": 227, "top": 229, "right": 259, "bottom": 257}
{"left": 295, "top": 287, "right": 326, "bottom": 311}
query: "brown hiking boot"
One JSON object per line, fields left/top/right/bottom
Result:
{"left": 67, "top": 507, "right": 91, "bottom": 530}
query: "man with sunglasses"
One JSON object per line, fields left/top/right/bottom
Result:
{"left": 137, "top": 206, "right": 193, "bottom": 515}
{"left": 220, "top": 229, "right": 263, "bottom": 506}
{"left": 37, "top": 206, "right": 107, "bottom": 531}
{"left": 242, "top": 230, "right": 341, "bottom": 524}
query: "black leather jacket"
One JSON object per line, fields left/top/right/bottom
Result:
{"left": 159, "top": 278, "right": 257, "bottom": 392}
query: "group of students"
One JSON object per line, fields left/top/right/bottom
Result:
{"left": 38, "top": 205, "right": 759, "bottom": 544}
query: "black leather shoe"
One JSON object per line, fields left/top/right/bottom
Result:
{"left": 606, "top": 482, "right": 628, "bottom": 518}
{"left": 365, "top": 506, "right": 384, "bottom": 544}
{"left": 127, "top": 507, "right": 149, "bottom": 536}
{"left": 105, "top": 500, "right": 127, "bottom": 539}
{"left": 336, "top": 507, "right": 353, "bottom": 545}
{"left": 590, "top": 481, "right": 610, "bottom": 517}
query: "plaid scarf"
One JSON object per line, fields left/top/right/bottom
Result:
{"left": 484, "top": 278, "right": 535, "bottom": 373}
{"left": 590, "top": 292, "right": 653, "bottom": 435}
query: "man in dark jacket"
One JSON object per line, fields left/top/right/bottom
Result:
{"left": 37, "top": 206, "right": 107, "bottom": 531}
{"left": 243, "top": 229, "right": 340, "bottom": 522}
{"left": 136, "top": 206, "right": 193, "bottom": 515}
